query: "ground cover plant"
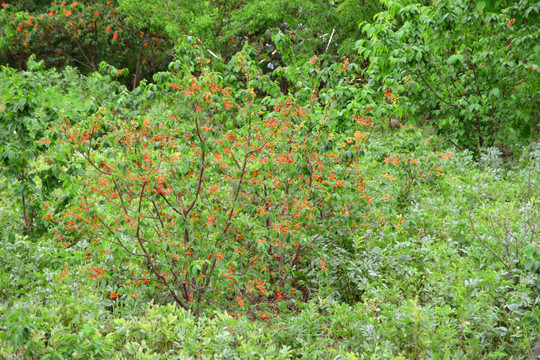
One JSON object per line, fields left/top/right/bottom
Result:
{"left": 0, "top": 0, "right": 539, "bottom": 358}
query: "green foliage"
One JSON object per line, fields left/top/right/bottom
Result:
{"left": 0, "top": 0, "right": 171, "bottom": 87}
{"left": 357, "top": 0, "right": 540, "bottom": 150}
{"left": 1, "top": 2, "right": 540, "bottom": 358}
{"left": 0, "top": 57, "right": 69, "bottom": 235}
{"left": 524, "top": 244, "right": 540, "bottom": 288}
{"left": 336, "top": 0, "right": 385, "bottom": 56}
{"left": 468, "top": 167, "right": 539, "bottom": 275}
{"left": 116, "top": 0, "right": 385, "bottom": 67}
{"left": 118, "top": 0, "right": 223, "bottom": 46}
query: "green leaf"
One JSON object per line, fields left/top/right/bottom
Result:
{"left": 447, "top": 54, "right": 462, "bottom": 65}
{"left": 476, "top": 1, "right": 485, "bottom": 12}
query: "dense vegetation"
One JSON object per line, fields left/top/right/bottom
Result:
{"left": 0, "top": 0, "right": 539, "bottom": 358}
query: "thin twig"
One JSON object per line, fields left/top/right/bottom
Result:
{"left": 325, "top": 28, "right": 335, "bottom": 53}
{"left": 417, "top": 72, "right": 463, "bottom": 109}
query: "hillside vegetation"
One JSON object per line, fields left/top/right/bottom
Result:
{"left": 0, "top": 0, "right": 539, "bottom": 358}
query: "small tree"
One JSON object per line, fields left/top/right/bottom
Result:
{"left": 357, "top": 0, "right": 539, "bottom": 150}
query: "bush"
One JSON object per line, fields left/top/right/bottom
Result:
{"left": 57, "top": 59, "right": 375, "bottom": 314}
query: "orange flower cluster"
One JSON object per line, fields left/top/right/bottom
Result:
{"left": 258, "top": 312, "right": 270, "bottom": 319}
{"left": 436, "top": 151, "right": 452, "bottom": 160}
{"left": 384, "top": 154, "right": 401, "bottom": 165}
{"left": 384, "top": 88, "right": 398, "bottom": 103}
{"left": 58, "top": 264, "right": 70, "bottom": 282}
{"left": 89, "top": 267, "right": 105, "bottom": 279}
{"left": 341, "top": 58, "right": 350, "bottom": 71}
{"left": 353, "top": 115, "right": 372, "bottom": 126}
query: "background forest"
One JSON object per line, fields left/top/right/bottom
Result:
{"left": 0, "top": 0, "right": 539, "bottom": 358}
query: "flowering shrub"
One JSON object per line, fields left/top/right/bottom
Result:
{"left": 0, "top": 0, "right": 169, "bottom": 83}
{"left": 59, "top": 64, "right": 375, "bottom": 313}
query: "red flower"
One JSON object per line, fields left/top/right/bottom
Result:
{"left": 113, "top": 31, "right": 118, "bottom": 40}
